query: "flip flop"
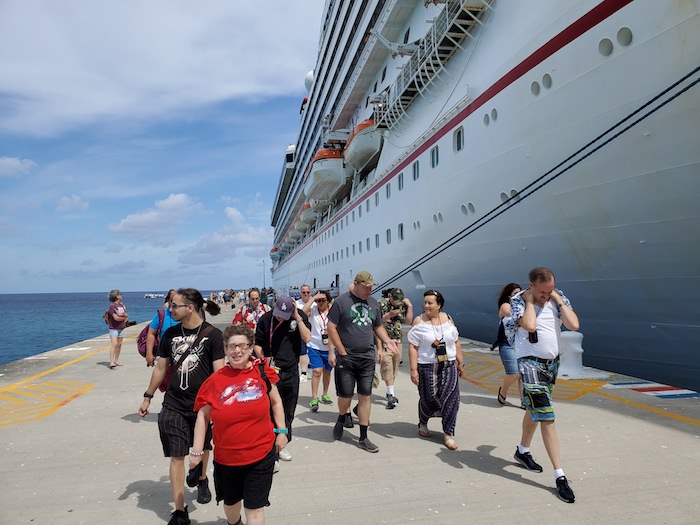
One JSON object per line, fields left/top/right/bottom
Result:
{"left": 444, "top": 437, "right": 458, "bottom": 450}
{"left": 418, "top": 424, "right": 431, "bottom": 438}
{"left": 109, "top": 364, "right": 116, "bottom": 369}
{"left": 497, "top": 387, "right": 507, "bottom": 405}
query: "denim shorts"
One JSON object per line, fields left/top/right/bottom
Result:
{"left": 334, "top": 353, "right": 375, "bottom": 397}
{"left": 498, "top": 344, "right": 518, "bottom": 375}
{"left": 109, "top": 329, "right": 124, "bottom": 338}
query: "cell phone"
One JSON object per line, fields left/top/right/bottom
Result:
{"left": 528, "top": 331, "right": 538, "bottom": 344}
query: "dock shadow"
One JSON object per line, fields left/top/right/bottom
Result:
{"left": 121, "top": 412, "right": 156, "bottom": 424}
{"left": 435, "top": 444, "right": 556, "bottom": 498}
{"left": 118, "top": 476, "right": 177, "bottom": 521}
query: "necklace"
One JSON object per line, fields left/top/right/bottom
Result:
{"left": 428, "top": 312, "right": 443, "bottom": 342}
{"left": 181, "top": 322, "right": 203, "bottom": 349}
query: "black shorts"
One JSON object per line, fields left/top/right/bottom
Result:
{"left": 213, "top": 447, "right": 276, "bottom": 508}
{"left": 158, "top": 405, "right": 212, "bottom": 458}
{"left": 334, "top": 353, "right": 376, "bottom": 398}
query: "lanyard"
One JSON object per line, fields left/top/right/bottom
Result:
{"left": 268, "top": 318, "right": 284, "bottom": 354}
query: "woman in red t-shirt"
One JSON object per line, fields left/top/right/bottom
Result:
{"left": 190, "top": 324, "right": 288, "bottom": 525}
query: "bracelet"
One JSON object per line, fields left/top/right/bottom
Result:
{"left": 143, "top": 392, "right": 154, "bottom": 399}
{"left": 190, "top": 449, "right": 204, "bottom": 456}
{"left": 274, "top": 428, "right": 288, "bottom": 434}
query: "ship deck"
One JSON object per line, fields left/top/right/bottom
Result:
{"left": 1, "top": 305, "right": 698, "bottom": 524}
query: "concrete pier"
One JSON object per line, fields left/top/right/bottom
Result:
{"left": 1, "top": 306, "right": 698, "bottom": 524}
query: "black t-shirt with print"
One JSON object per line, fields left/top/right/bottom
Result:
{"left": 158, "top": 321, "right": 224, "bottom": 413}
{"left": 255, "top": 310, "right": 311, "bottom": 374}
{"left": 328, "top": 291, "right": 382, "bottom": 359}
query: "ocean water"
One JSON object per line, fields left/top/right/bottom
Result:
{"left": 0, "top": 291, "right": 203, "bottom": 366}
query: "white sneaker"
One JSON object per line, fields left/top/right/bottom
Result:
{"left": 278, "top": 448, "right": 292, "bottom": 461}
{"left": 299, "top": 374, "right": 308, "bottom": 383}
{"left": 273, "top": 460, "right": 280, "bottom": 473}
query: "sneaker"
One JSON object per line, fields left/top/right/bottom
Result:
{"left": 278, "top": 448, "right": 292, "bottom": 461}
{"left": 386, "top": 394, "right": 398, "bottom": 409}
{"left": 333, "top": 419, "right": 344, "bottom": 440}
{"left": 514, "top": 448, "right": 543, "bottom": 472}
{"left": 320, "top": 395, "right": 333, "bottom": 404}
{"left": 358, "top": 438, "right": 379, "bottom": 453}
{"left": 167, "top": 506, "right": 190, "bottom": 525}
{"left": 196, "top": 477, "right": 211, "bottom": 504}
{"left": 556, "top": 476, "right": 575, "bottom": 503}
{"left": 299, "top": 373, "right": 308, "bottom": 383}
{"left": 344, "top": 413, "right": 354, "bottom": 428}
{"left": 273, "top": 460, "right": 280, "bottom": 474}
{"left": 310, "top": 398, "right": 319, "bottom": 412}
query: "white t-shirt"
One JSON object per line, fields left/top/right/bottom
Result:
{"left": 514, "top": 300, "right": 561, "bottom": 360}
{"left": 407, "top": 319, "right": 460, "bottom": 364}
{"left": 307, "top": 302, "right": 331, "bottom": 351}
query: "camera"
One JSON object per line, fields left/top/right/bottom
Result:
{"left": 432, "top": 338, "right": 447, "bottom": 362}
{"left": 321, "top": 328, "right": 329, "bottom": 346}
{"left": 528, "top": 331, "right": 538, "bottom": 344}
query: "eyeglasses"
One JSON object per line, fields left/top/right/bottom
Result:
{"left": 225, "top": 343, "right": 251, "bottom": 351}
{"left": 170, "top": 302, "right": 192, "bottom": 309}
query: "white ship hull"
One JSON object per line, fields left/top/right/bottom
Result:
{"left": 270, "top": 0, "right": 700, "bottom": 390}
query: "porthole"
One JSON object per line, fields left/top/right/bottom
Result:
{"left": 461, "top": 204, "right": 468, "bottom": 215}
{"left": 542, "top": 74, "right": 552, "bottom": 89}
{"left": 433, "top": 214, "right": 438, "bottom": 224}
{"left": 491, "top": 108, "right": 498, "bottom": 121}
{"left": 599, "top": 38, "right": 613, "bottom": 57}
{"left": 531, "top": 81, "right": 540, "bottom": 96}
{"left": 500, "top": 192, "right": 509, "bottom": 203}
{"left": 617, "top": 27, "right": 633, "bottom": 47}
{"left": 381, "top": 66, "right": 387, "bottom": 82}
{"left": 413, "top": 222, "right": 417, "bottom": 230}
{"left": 438, "top": 213, "right": 443, "bottom": 223}
{"left": 483, "top": 113, "right": 490, "bottom": 126}
{"left": 468, "top": 202, "right": 475, "bottom": 214}
{"left": 417, "top": 220, "right": 421, "bottom": 230}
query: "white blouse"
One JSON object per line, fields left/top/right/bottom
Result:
{"left": 407, "top": 318, "right": 460, "bottom": 364}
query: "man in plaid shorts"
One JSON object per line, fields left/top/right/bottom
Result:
{"left": 504, "top": 267, "right": 580, "bottom": 503}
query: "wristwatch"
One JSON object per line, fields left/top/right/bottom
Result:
{"left": 143, "top": 392, "right": 154, "bottom": 399}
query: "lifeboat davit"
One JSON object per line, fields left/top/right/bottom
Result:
{"left": 300, "top": 203, "right": 317, "bottom": 225}
{"left": 344, "top": 120, "right": 382, "bottom": 171}
{"left": 294, "top": 214, "right": 308, "bottom": 233}
{"left": 269, "top": 247, "right": 280, "bottom": 261}
{"left": 303, "top": 149, "right": 347, "bottom": 200}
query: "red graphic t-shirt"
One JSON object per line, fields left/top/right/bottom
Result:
{"left": 195, "top": 360, "right": 279, "bottom": 466}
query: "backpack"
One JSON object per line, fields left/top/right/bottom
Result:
{"left": 103, "top": 309, "right": 110, "bottom": 325}
{"left": 137, "top": 309, "right": 165, "bottom": 358}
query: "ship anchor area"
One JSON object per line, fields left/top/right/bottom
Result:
{"left": 1, "top": 307, "right": 698, "bottom": 524}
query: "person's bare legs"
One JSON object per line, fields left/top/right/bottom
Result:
{"left": 311, "top": 368, "right": 322, "bottom": 400}
{"left": 540, "top": 420, "right": 562, "bottom": 469}
{"left": 321, "top": 369, "right": 331, "bottom": 397}
{"left": 519, "top": 411, "right": 538, "bottom": 447}
{"left": 223, "top": 501, "right": 242, "bottom": 524}
{"left": 113, "top": 337, "right": 123, "bottom": 365}
{"left": 337, "top": 396, "right": 351, "bottom": 417}
{"left": 244, "top": 507, "right": 265, "bottom": 525}
{"left": 500, "top": 373, "right": 519, "bottom": 400}
{"left": 356, "top": 394, "right": 371, "bottom": 426}
{"left": 169, "top": 457, "right": 186, "bottom": 511}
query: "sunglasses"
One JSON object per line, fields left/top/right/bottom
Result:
{"left": 315, "top": 299, "right": 327, "bottom": 303}
{"left": 170, "top": 302, "right": 192, "bottom": 309}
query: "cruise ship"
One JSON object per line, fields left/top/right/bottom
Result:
{"left": 269, "top": 0, "right": 700, "bottom": 391}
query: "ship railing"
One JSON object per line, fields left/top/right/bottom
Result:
{"left": 374, "top": 0, "right": 493, "bottom": 131}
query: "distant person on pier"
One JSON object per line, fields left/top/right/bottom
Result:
{"left": 144, "top": 289, "right": 180, "bottom": 367}
{"left": 407, "top": 289, "right": 464, "bottom": 450}
{"left": 107, "top": 289, "right": 128, "bottom": 368}
{"left": 296, "top": 284, "right": 313, "bottom": 383}
{"left": 377, "top": 288, "right": 413, "bottom": 409}
{"left": 503, "top": 267, "right": 580, "bottom": 504}
{"left": 253, "top": 295, "right": 311, "bottom": 470}
{"left": 138, "top": 288, "right": 225, "bottom": 525}
{"left": 232, "top": 288, "right": 270, "bottom": 330}
{"left": 328, "top": 271, "right": 398, "bottom": 453}
{"left": 493, "top": 282, "right": 523, "bottom": 407}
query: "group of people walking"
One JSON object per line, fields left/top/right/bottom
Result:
{"left": 134, "top": 265, "right": 579, "bottom": 524}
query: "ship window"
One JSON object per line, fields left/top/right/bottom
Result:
{"left": 346, "top": 247, "right": 349, "bottom": 258}
{"left": 353, "top": 244, "right": 356, "bottom": 255}
{"left": 373, "top": 81, "right": 378, "bottom": 93}
{"left": 367, "top": 238, "right": 371, "bottom": 251}
{"left": 365, "top": 96, "right": 369, "bottom": 108}
{"left": 332, "top": 253, "right": 335, "bottom": 262}
{"left": 386, "top": 183, "right": 391, "bottom": 199}
{"left": 398, "top": 173, "right": 404, "bottom": 190}
{"left": 346, "top": 216, "right": 349, "bottom": 226}
{"left": 340, "top": 221, "right": 343, "bottom": 230}
{"left": 398, "top": 223, "right": 404, "bottom": 240}
{"left": 386, "top": 229, "right": 391, "bottom": 245}
{"left": 352, "top": 210, "right": 355, "bottom": 222}
{"left": 453, "top": 127, "right": 464, "bottom": 152}
{"left": 366, "top": 200, "right": 370, "bottom": 212}
{"left": 359, "top": 241, "right": 362, "bottom": 254}
{"left": 412, "top": 161, "right": 420, "bottom": 181}
{"left": 381, "top": 66, "right": 386, "bottom": 82}
{"left": 375, "top": 193, "right": 379, "bottom": 207}
{"left": 359, "top": 206, "right": 362, "bottom": 218}
{"left": 430, "top": 146, "right": 439, "bottom": 168}
{"left": 404, "top": 28, "right": 410, "bottom": 44}
{"left": 375, "top": 234, "right": 380, "bottom": 248}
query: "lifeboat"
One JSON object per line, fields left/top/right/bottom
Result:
{"left": 269, "top": 247, "right": 280, "bottom": 261}
{"left": 294, "top": 214, "right": 308, "bottom": 233}
{"left": 288, "top": 227, "right": 302, "bottom": 240}
{"left": 300, "top": 203, "right": 317, "bottom": 225}
{"left": 303, "top": 148, "right": 348, "bottom": 200}
{"left": 344, "top": 119, "right": 382, "bottom": 171}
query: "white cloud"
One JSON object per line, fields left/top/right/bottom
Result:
{"left": 0, "top": 0, "right": 321, "bottom": 136}
{"left": 0, "top": 157, "right": 37, "bottom": 177}
{"left": 56, "top": 194, "right": 89, "bottom": 213}
{"left": 109, "top": 193, "right": 198, "bottom": 240}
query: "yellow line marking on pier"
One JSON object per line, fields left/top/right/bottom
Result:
{"left": 461, "top": 351, "right": 700, "bottom": 426}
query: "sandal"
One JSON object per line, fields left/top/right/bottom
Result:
{"left": 444, "top": 437, "right": 458, "bottom": 450}
{"left": 497, "top": 387, "right": 506, "bottom": 405}
{"left": 418, "top": 423, "right": 431, "bottom": 438}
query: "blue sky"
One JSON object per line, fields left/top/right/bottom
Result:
{"left": 0, "top": 1, "right": 322, "bottom": 294}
